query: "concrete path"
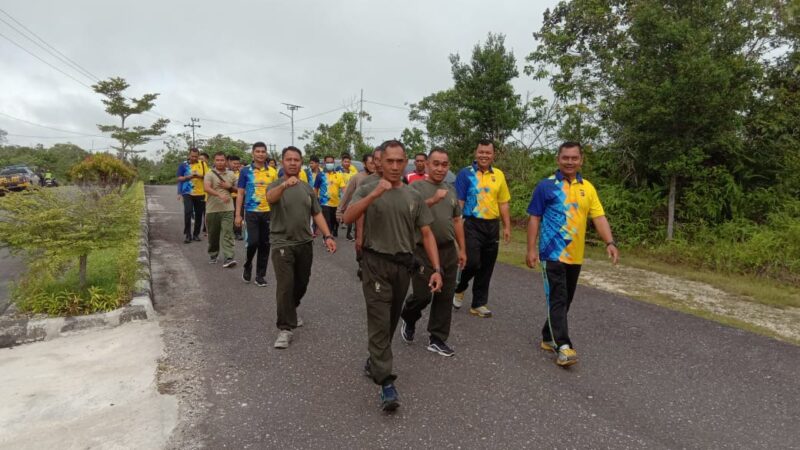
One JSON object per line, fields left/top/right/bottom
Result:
{"left": 148, "top": 186, "right": 800, "bottom": 449}
{"left": 0, "top": 321, "right": 177, "bottom": 450}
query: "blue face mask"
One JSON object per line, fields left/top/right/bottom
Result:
{"left": 325, "top": 163, "right": 335, "bottom": 171}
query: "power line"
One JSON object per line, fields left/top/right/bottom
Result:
{"left": 0, "top": 111, "right": 103, "bottom": 136}
{"left": 363, "top": 100, "right": 411, "bottom": 111}
{"left": 5, "top": 133, "right": 112, "bottom": 140}
{"left": 0, "top": 9, "right": 99, "bottom": 83}
{"left": 0, "top": 30, "right": 92, "bottom": 89}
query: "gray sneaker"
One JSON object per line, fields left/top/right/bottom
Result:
{"left": 274, "top": 330, "right": 293, "bottom": 349}
{"left": 296, "top": 315, "right": 304, "bottom": 327}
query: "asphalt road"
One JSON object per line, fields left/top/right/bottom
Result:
{"left": 147, "top": 186, "right": 800, "bottom": 449}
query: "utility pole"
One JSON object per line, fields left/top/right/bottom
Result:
{"left": 280, "top": 103, "right": 303, "bottom": 146}
{"left": 184, "top": 117, "right": 201, "bottom": 148}
{"left": 359, "top": 88, "right": 364, "bottom": 137}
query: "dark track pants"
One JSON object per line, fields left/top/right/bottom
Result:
{"left": 542, "top": 261, "right": 582, "bottom": 348}
{"left": 402, "top": 242, "right": 458, "bottom": 343}
{"left": 272, "top": 241, "right": 313, "bottom": 331}
{"left": 321, "top": 205, "right": 338, "bottom": 237}
{"left": 455, "top": 218, "right": 499, "bottom": 308}
{"left": 361, "top": 250, "right": 411, "bottom": 385}
{"left": 182, "top": 194, "right": 205, "bottom": 238}
{"left": 244, "top": 211, "right": 270, "bottom": 278}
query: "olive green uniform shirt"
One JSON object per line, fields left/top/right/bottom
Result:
{"left": 411, "top": 180, "right": 461, "bottom": 245}
{"left": 352, "top": 182, "right": 433, "bottom": 255}
{"left": 267, "top": 180, "right": 322, "bottom": 249}
{"left": 203, "top": 170, "right": 236, "bottom": 213}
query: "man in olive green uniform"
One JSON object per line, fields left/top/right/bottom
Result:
{"left": 267, "top": 146, "right": 337, "bottom": 350}
{"left": 344, "top": 140, "right": 443, "bottom": 412}
{"left": 400, "top": 148, "right": 467, "bottom": 357}
{"left": 203, "top": 152, "right": 237, "bottom": 267}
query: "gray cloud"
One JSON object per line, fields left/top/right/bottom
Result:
{"left": 1, "top": 0, "right": 555, "bottom": 157}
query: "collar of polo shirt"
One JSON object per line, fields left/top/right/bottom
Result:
{"left": 554, "top": 169, "right": 584, "bottom": 184}
{"left": 471, "top": 160, "right": 494, "bottom": 173}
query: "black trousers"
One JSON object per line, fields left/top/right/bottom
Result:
{"left": 455, "top": 218, "right": 499, "bottom": 308}
{"left": 321, "top": 205, "right": 338, "bottom": 237}
{"left": 402, "top": 242, "right": 458, "bottom": 342}
{"left": 272, "top": 241, "right": 313, "bottom": 331}
{"left": 542, "top": 261, "right": 582, "bottom": 348}
{"left": 244, "top": 211, "right": 271, "bottom": 278}
{"left": 182, "top": 195, "right": 205, "bottom": 238}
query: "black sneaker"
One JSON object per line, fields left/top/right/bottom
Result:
{"left": 255, "top": 277, "right": 268, "bottom": 287}
{"left": 380, "top": 383, "right": 400, "bottom": 411}
{"left": 209, "top": 256, "right": 218, "bottom": 264}
{"left": 242, "top": 268, "right": 252, "bottom": 283}
{"left": 184, "top": 235, "right": 192, "bottom": 244}
{"left": 222, "top": 258, "right": 237, "bottom": 268}
{"left": 427, "top": 338, "right": 455, "bottom": 357}
{"left": 364, "top": 358, "right": 373, "bottom": 378}
{"left": 400, "top": 318, "right": 415, "bottom": 344}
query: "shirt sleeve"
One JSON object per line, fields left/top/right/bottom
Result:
{"left": 450, "top": 188, "right": 462, "bottom": 217}
{"left": 527, "top": 182, "right": 548, "bottom": 217}
{"left": 454, "top": 168, "right": 469, "bottom": 201}
{"left": 497, "top": 172, "right": 511, "bottom": 204}
{"left": 415, "top": 192, "right": 434, "bottom": 228}
{"left": 176, "top": 162, "right": 186, "bottom": 177}
{"left": 203, "top": 172, "right": 214, "bottom": 190}
{"left": 313, "top": 173, "right": 323, "bottom": 190}
{"left": 237, "top": 168, "right": 248, "bottom": 189}
{"left": 310, "top": 189, "right": 322, "bottom": 215}
{"left": 587, "top": 183, "right": 606, "bottom": 218}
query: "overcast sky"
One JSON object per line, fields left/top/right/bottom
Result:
{"left": 0, "top": 0, "right": 557, "bottom": 158}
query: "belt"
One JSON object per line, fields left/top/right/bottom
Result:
{"left": 464, "top": 216, "right": 499, "bottom": 223}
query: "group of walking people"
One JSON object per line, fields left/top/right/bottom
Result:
{"left": 177, "top": 138, "right": 619, "bottom": 412}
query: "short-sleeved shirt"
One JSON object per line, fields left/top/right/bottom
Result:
{"left": 411, "top": 180, "right": 461, "bottom": 245}
{"left": 353, "top": 183, "right": 433, "bottom": 255}
{"left": 278, "top": 167, "right": 312, "bottom": 184}
{"left": 177, "top": 160, "right": 208, "bottom": 196}
{"left": 527, "top": 170, "right": 605, "bottom": 265}
{"left": 318, "top": 171, "right": 346, "bottom": 207}
{"left": 237, "top": 164, "right": 279, "bottom": 213}
{"left": 203, "top": 170, "right": 236, "bottom": 213}
{"left": 406, "top": 172, "right": 427, "bottom": 184}
{"left": 230, "top": 170, "right": 240, "bottom": 198}
{"left": 267, "top": 179, "right": 322, "bottom": 248}
{"left": 455, "top": 162, "right": 511, "bottom": 220}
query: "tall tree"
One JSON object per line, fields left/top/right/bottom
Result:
{"left": 410, "top": 33, "right": 524, "bottom": 166}
{"left": 300, "top": 111, "right": 371, "bottom": 157}
{"left": 400, "top": 127, "right": 427, "bottom": 156}
{"left": 92, "top": 77, "right": 169, "bottom": 161}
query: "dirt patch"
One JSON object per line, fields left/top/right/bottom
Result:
{"left": 579, "top": 258, "right": 800, "bottom": 344}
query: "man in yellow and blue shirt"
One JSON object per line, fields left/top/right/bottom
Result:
{"left": 526, "top": 141, "right": 619, "bottom": 367}
{"left": 177, "top": 147, "right": 208, "bottom": 243}
{"left": 319, "top": 155, "right": 347, "bottom": 237}
{"left": 338, "top": 153, "right": 359, "bottom": 240}
{"left": 235, "top": 142, "right": 279, "bottom": 287}
{"left": 453, "top": 140, "right": 512, "bottom": 318}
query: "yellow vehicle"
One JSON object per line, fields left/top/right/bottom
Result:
{"left": 0, "top": 166, "right": 40, "bottom": 195}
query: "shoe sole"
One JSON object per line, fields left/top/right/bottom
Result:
{"left": 274, "top": 343, "right": 289, "bottom": 349}
{"left": 223, "top": 261, "right": 237, "bottom": 268}
{"left": 400, "top": 320, "right": 413, "bottom": 344}
{"left": 255, "top": 283, "right": 267, "bottom": 287}
{"left": 469, "top": 309, "right": 492, "bottom": 318}
{"left": 242, "top": 274, "right": 251, "bottom": 284}
{"left": 382, "top": 400, "right": 399, "bottom": 412}
{"left": 426, "top": 345, "right": 454, "bottom": 357}
{"left": 556, "top": 359, "right": 578, "bottom": 367}
{"left": 540, "top": 342, "right": 556, "bottom": 352}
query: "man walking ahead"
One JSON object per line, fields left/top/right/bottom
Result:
{"left": 319, "top": 155, "right": 346, "bottom": 238}
{"left": 453, "top": 140, "right": 511, "bottom": 318}
{"left": 236, "top": 142, "right": 278, "bottom": 287}
{"left": 203, "top": 152, "right": 237, "bottom": 267}
{"left": 400, "top": 147, "right": 466, "bottom": 357}
{"left": 176, "top": 147, "right": 208, "bottom": 243}
{"left": 344, "top": 140, "right": 443, "bottom": 412}
{"left": 266, "top": 146, "right": 336, "bottom": 350}
{"left": 526, "top": 141, "right": 619, "bottom": 367}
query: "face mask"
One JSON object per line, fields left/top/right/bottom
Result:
{"left": 325, "top": 163, "right": 335, "bottom": 171}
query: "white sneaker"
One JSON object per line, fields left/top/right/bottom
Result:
{"left": 452, "top": 291, "right": 464, "bottom": 309}
{"left": 296, "top": 315, "right": 304, "bottom": 327}
{"left": 274, "top": 330, "right": 293, "bottom": 349}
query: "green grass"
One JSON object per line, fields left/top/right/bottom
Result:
{"left": 498, "top": 226, "right": 800, "bottom": 310}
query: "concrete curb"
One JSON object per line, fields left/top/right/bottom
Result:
{"left": 0, "top": 189, "right": 156, "bottom": 349}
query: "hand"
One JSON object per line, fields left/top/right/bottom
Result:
{"left": 503, "top": 227, "right": 511, "bottom": 244}
{"left": 526, "top": 251, "right": 540, "bottom": 269}
{"left": 325, "top": 237, "right": 337, "bottom": 253}
{"left": 283, "top": 176, "right": 299, "bottom": 188}
{"left": 428, "top": 272, "right": 443, "bottom": 293}
{"left": 235, "top": 215, "right": 243, "bottom": 228}
{"left": 336, "top": 209, "right": 344, "bottom": 222}
{"left": 222, "top": 196, "right": 231, "bottom": 204}
{"left": 219, "top": 181, "right": 232, "bottom": 190}
{"left": 371, "top": 179, "right": 392, "bottom": 198}
{"left": 457, "top": 249, "right": 467, "bottom": 270}
{"left": 607, "top": 244, "right": 620, "bottom": 265}
{"left": 433, "top": 189, "right": 448, "bottom": 204}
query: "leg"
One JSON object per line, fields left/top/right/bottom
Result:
{"left": 192, "top": 196, "right": 205, "bottom": 238}
{"left": 401, "top": 260, "right": 432, "bottom": 327}
{"left": 362, "top": 252, "right": 400, "bottom": 385}
{"left": 244, "top": 212, "right": 261, "bottom": 272}
{"left": 206, "top": 212, "right": 222, "bottom": 258}
{"left": 272, "top": 246, "right": 297, "bottom": 330}
{"left": 565, "top": 264, "right": 582, "bottom": 312}
{"left": 470, "top": 223, "right": 499, "bottom": 308}
{"left": 292, "top": 242, "right": 313, "bottom": 307}
{"left": 542, "top": 261, "right": 571, "bottom": 348}
{"left": 455, "top": 220, "right": 481, "bottom": 294}
{"left": 428, "top": 245, "right": 458, "bottom": 342}
{"left": 255, "top": 213, "right": 270, "bottom": 278}
{"left": 220, "top": 211, "right": 235, "bottom": 259}
{"left": 182, "top": 195, "right": 193, "bottom": 237}
{"left": 346, "top": 223, "right": 354, "bottom": 240}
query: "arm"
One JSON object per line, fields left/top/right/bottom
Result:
{"left": 266, "top": 177, "right": 298, "bottom": 203}
{"left": 204, "top": 178, "right": 225, "bottom": 200}
{"left": 425, "top": 188, "right": 448, "bottom": 207}
{"left": 499, "top": 202, "right": 511, "bottom": 244}
{"left": 343, "top": 180, "right": 390, "bottom": 224}
{"left": 526, "top": 215, "right": 541, "bottom": 268}
{"left": 235, "top": 189, "right": 245, "bottom": 227}
{"left": 591, "top": 215, "right": 619, "bottom": 265}
{"left": 420, "top": 225, "right": 443, "bottom": 292}
{"left": 312, "top": 212, "right": 337, "bottom": 253}
{"left": 454, "top": 216, "right": 467, "bottom": 269}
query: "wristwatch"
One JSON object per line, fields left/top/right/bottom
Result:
{"left": 432, "top": 267, "right": 443, "bottom": 274}
{"left": 323, "top": 235, "right": 334, "bottom": 241}
{"left": 606, "top": 240, "right": 617, "bottom": 247}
